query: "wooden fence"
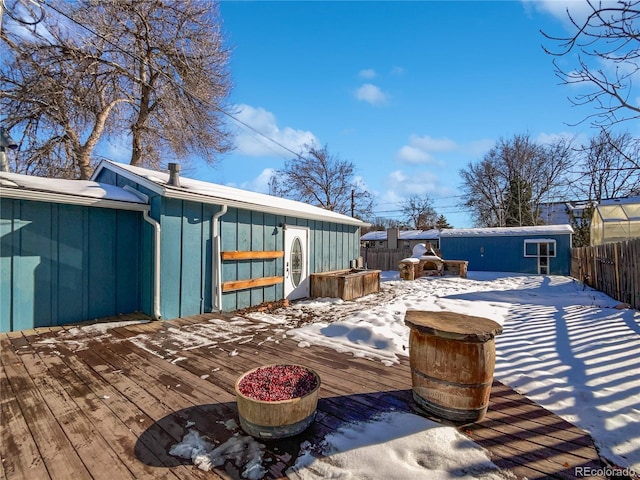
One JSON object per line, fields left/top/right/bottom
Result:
{"left": 360, "top": 247, "right": 412, "bottom": 271}
{"left": 571, "top": 238, "right": 640, "bottom": 310}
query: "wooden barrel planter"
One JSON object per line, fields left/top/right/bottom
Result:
{"left": 235, "top": 364, "right": 321, "bottom": 439}
{"left": 404, "top": 310, "right": 502, "bottom": 425}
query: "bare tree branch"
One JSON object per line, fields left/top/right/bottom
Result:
{"left": 1, "top": 0, "right": 232, "bottom": 178}
{"left": 541, "top": 0, "right": 640, "bottom": 127}
{"left": 272, "top": 144, "right": 374, "bottom": 219}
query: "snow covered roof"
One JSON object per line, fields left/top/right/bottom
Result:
{"left": 360, "top": 229, "right": 440, "bottom": 241}
{"left": 93, "top": 160, "right": 367, "bottom": 227}
{"left": 599, "top": 196, "right": 640, "bottom": 206}
{"left": 439, "top": 224, "right": 574, "bottom": 237}
{"left": 538, "top": 200, "right": 593, "bottom": 225}
{"left": 0, "top": 171, "right": 149, "bottom": 211}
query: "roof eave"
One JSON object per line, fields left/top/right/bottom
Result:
{"left": 0, "top": 187, "right": 149, "bottom": 212}
{"left": 96, "top": 160, "right": 367, "bottom": 227}
{"left": 163, "top": 187, "right": 367, "bottom": 226}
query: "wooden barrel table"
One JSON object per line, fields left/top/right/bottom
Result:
{"left": 404, "top": 310, "right": 503, "bottom": 424}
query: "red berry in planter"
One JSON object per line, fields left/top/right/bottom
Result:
{"left": 238, "top": 365, "right": 319, "bottom": 401}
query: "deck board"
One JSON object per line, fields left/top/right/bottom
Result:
{"left": 1, "top": 313, "right": 610, "bottom": 480}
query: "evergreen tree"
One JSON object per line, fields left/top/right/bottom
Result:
{"left": 570, "top": 204, "right": 594, "bottom": 247}
{"left": 435, "top": 214, "right": 452, "bottom": 229}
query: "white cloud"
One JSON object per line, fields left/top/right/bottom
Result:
{"left": 390, "top": 66, "right": 405, "bottom": 76}
{"left": 238, "top": 168, "right": 277, "bottom": 194}
{"left": 353, "top": 175, "right": 369, "bottom": 190}
{"left": 396, "top": 134, "right": 498, "bottom": 165}
{"left": 523, "top": 0, "right": 620, "bottom": 30}
{"left": 396, "top": 135, "right": 457, "bottom": 164}
{"left": 467, "top": 138, "right": 495, "bottom": 156}
{"left": 396, "top": 146, "right": 433, "bottom": 164}
{"left": 359, "top": 69, "right": 377, "bottom": 79}
{"left": 231, "top": 104, "right": 318, "bottom": 157}
{"left": 537, "top": 130, "right": 591, "bottom": 149}
{"left": 355, "top": 84, "right": 388, "bottom": 106}
{"left": 409, "top": 134, "right": 457, "bottom": 152}
{"left": 535, "top": 131, "right": 574, "bottom": 145}
{"left": 384, "top": 169, "right": 443, "bottom": 197}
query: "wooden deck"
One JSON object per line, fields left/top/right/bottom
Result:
{"left": 1, "top": 313, "right": 610, "bottom": 480}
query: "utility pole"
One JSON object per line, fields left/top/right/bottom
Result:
{"left": 351, "top": 189, "right": 355, "bottom": 217}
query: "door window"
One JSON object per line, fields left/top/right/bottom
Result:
{"left": 290, "top": 237, "right": 302, "bottom": 287}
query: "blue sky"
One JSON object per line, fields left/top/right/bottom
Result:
{"left": 175, "top": 2, "right": 635, "bottom": 227}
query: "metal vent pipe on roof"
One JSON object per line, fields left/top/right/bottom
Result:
{"left": 168, "top": 162, "right": 181, "bottom": 187}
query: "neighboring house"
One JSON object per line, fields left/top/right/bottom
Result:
{"left": 590, "top": 196, "right": 640, "bottom": 246}
{"left": 538, "top": 200, "right": 592, "bottom": 225}
{"left": 361, "top": 228, "right": 440, "bottom": 250}
{"left": 0, "top": 160, "right": 366, "bottom": 332}
{"left": 439, "top": 225, "right": 574, "bottom": 275}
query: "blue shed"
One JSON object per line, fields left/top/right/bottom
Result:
{"left": 92, "top": 160, "right": 366, "bottom": 321}
{"left": 439, "top": 225, "right": 574, "bottom": 275}
{"left": 0, "top": 171, "right": 148, "bottom": 332}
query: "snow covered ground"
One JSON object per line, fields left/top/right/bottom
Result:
{"left": 47, "top": 271, "right": 640, "bottom": 478}
{"left": 171, "top": 272, "right": 640, "bottom": 478}
{"left": 247, "top": 271, "right": 640, "bottom": 475}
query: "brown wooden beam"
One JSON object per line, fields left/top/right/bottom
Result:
{"left": 221, "top": 276, "right": 284, "bottom": 293}
{"left": 221, "top": 251, "right": 284, "bottom": 260}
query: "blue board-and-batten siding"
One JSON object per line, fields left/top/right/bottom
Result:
{"left": 439, "top": 233, "right": 572, "bottom": 275}
{"left": 94, "top": 168, "right": 361, "bottom": 318}
{"left": 158, "top": 197, "right": 217, "bottom": 320}
{"left": 0, "top": 198, "right": 142, "bottom": 332}
{"left": 156, "top": 199, "right": 360, "bottom": 315}
{"left": 220, "top": 207, "right": 283, "bottom": 311}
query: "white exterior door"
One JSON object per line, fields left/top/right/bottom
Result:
{"left": 284, "top": 226, "right": 309, "bottom": 300}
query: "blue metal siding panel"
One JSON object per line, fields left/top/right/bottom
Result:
{"left": 341, "top": 224, "right": 349, "bottom": 268}
{"left": 0, "top": 198, "right": 142, "bottom": 332}
{"left": 116, "top": 210, "right": 142, "bottom": 314}
{"left": 307, "top": 220, "right": 316, "bottom": 274}
{"left": 250, "top": 211, "right": 265, "bottom": 306}
{"left": 235, "top": 209, "right": 252, "bottom": 310}
{"left": 274, "top": 215, "right": 284, "bottom": 300}
{"left": 93, "top": 169, "right": 117, "bottom": 185}
{"left": 440, "top": 234, "right": 572, "bottom": 274}
{"left": 313, "top": 222, "right": 322, "bottom": 274}
{"left": 57, "top": 204, "right": 87, "bottom": 324}
{"left": 552, "top": 235, "right": 572, "bottom": 275}
{"left": 180, "top": 201, "right": 205, "bottom": 317}
{"left": 202, "top": 204, "right": 215, "bottom": 313}
{"left": 329, "top": 222, "right": 338, "bottom": 270}
{"left": 160, "top": 198, "right": 184, "bottom": 319}
{"left": 88, "top": 208, "right": 117, "bottom": 319}
{"left": 221, "top": 207, "right": 238, "bottom": 311}
{"left": 263, "top": 213, "right": 277, "bottom": 302}
{"left": 0, "top": 200, "right": 14, "bottom": 331}
{"left": 20, "top": 200, "right": 54, "bottom": 328}
{"left": 140, "top": 220, "right": 154, "bottom": 317}
{"left": 321, "top": 222, "right": 330, "bottom": 271}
